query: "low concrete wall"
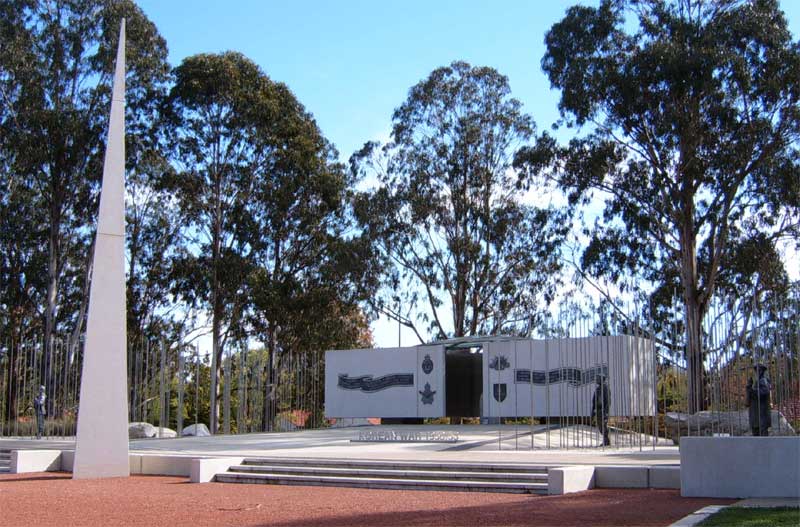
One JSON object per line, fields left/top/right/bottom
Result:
{"left": 10, "top": 450, "right": 62, "bottom": 473}
{"left": 595, "top": 466, "right": 649, "bottom": 488}
{"left": 548, "top": 466, "right": 595, "bottom": 495}
{"left": 61, "top": 450, "right": 74, "bottom": 471}
{"left": 681, "top": 437, "right": 800, "bottom": 498}
{"left": 590, "top": 465, "right": 679, "bottom": 489}
{"left": 64, "top": 450, "right": 234, "bottom": 480}
{"left": 138, "top": 455, "right": 195, "bottom": 477}
{"left": 649, "top": 466, "right": 680, "bottom": 489}
{"left": 191, "top": 457, "right": 245, "bottom": 483}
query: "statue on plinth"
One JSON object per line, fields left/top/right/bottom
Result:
{"left": 746, "top": 364, "right": 771, "bottom": 436}
{"left": 33, "top": 385, "right": 46, "bottom": 439}
{"left": 592, "top": 374, "right": 611, "bottom": 446}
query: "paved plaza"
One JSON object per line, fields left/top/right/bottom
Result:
{"left": 0, "top": 424, "right": 679, "bottom": 466}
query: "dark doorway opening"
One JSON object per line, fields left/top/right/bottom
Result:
{"left": 445, "top": 347, "right": 482, "bottom": 417}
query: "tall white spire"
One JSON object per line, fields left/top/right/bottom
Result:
{"left": 73, "top": 19, "right": 130, "bottom": 479}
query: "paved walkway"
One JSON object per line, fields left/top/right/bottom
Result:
{"left": 0, "top": 424, "right": 679, "bottom": 466}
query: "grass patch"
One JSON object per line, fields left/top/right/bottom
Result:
{"left": 699, "top": 507, "right": 800, "bottom": 526}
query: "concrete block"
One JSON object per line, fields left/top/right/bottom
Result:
{"left": 681, "top": 437, "right": 800, "bottom": 498}
{"left": 548, "top": 466, "right": 595, "bottom": 495}
{"left": 190, "top": 457, "right": 244, "bottom": 483}
{"left": 129, "top": 454, "right": 143, "bottom": 474}
{"left": 11, "top": 450, "right": 62, "bottom": 473}
{"left": 649, "top": 466, "right": 680, "bottom": 489}
{"left": 140, "top": 455, "right": 193, "bottom": 477}
{"left": 60, "top": 450, "right": 74, "bottom": 471}
{"left": 595, "top": 465, "right": 649, "bottom": 488}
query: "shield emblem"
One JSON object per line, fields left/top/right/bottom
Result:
{"left": 493, "top": 383, "right": 507, "bottom": 403}
{"left": 422, "top": 354, "right": 434, "bottom": 374}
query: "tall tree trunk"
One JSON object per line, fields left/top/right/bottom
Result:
{"left": 262, "top": 324, "right": 277, "bottom": 431}
{"left": 4, "top": 330, "right": 19, "bottom": 423}
{"left": 210, "top": 171, "right": 223, "bottom": 434}
{"left": 43, "top": 197, "right": 62, "bottom": 417}
{"left": 679, "top": 182, "right": 707, "bottom": 413}
{"left": 684, "top": 295, "right": 706, "bottom": 413}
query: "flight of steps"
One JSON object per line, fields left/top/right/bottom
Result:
{"left": 214, "top": 457, "right": 550, "bottom": 494}
{"left": 0, "top": 450, "right": 11, "bottom": 474}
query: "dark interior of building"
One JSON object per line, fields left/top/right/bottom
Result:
{"left": 445, "top": 348, "right": 482, "bottom": 417}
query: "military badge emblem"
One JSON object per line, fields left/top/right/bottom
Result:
{"left": 422, "top": 354, "right": 434, "bottom": 374}
{"left": 419, "top": 382, "right": 436, "bottom": 404}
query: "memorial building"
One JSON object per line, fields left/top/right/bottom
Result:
{"left": 325, "top": 335, "right": 656, "bottom": 420}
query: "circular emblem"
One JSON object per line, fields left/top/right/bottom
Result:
{"left": 422, "top": 354, "right": 434, "bottom": 374}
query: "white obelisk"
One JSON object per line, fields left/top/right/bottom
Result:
{"left": 73, "top": 19, "right": 129, "bottom": 479}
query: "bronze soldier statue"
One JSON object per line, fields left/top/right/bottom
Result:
{"left": 33, "top": 385, "right": 46, "bottom": 439}
{"left": 746, "top": 364, "right": 771, "bottom": 436}
{"left": 592, "top": 374, "right": 611, "bottom": 446}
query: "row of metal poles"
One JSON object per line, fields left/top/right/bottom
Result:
{"left": 485, "top": 302, "right": 662, "bottom": 450}
{"left": 1, "top": 292, "right": 797, "bottom": 445}
{"left": 0, "top": 337, "right": 328, "bottom": 438}
{"left": 127, "top": 342, "right": 328, "bottom": 436}
{"left": 487, "top": 293, "right": 798, "bottom": 449}
{"left": 0, "top": 336, "right": 82, "bottom": 438}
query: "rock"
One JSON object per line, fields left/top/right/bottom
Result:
{"left": 181, "top": 423, "right": 210, "bottom": 437}
{"left": 128, "top": 422, "right": 157, "bottom": 439}
{"left": 664, "top": 410, "right": 796, "bottom": 444}
{"left": 155, "top": 427, "right": 177, "bottom": 438}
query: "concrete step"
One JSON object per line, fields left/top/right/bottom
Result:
{"left": 216, "top": 471, "right": 548, "bottom": 494}
{"left": 1, "top": 450, "right": 13, "bottom": 473}
{"left": 240, "top": 457, "right": 550, "bottom": 474}
{"left": 229, "top": 464, "right": 548, "bottom": 483}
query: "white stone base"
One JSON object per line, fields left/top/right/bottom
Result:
{"left": 10, "top": 450, "right": 62, "bottom": 473}
{"left": 548, "top": 466, "right": 595, "bottom": 494}
{"left": 680, "top": 437, "right": 800, "bottom": 498}
{"left": 190, "top": 457, "right": 245, "bottom": 483}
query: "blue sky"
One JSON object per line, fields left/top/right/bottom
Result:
{"left": 135, "top": 0, "right": 800, "bottom": 348}
{"left": 135, "top": 0, "right": 593, "bottom": 158}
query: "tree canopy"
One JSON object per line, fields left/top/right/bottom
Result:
{"left": 516, "top": 0, "right": 800, "bottom": 411}
{"left": 0, "top": 0, "right": 170, "bottom": 406}
{"left": 353, "top": 61, "right": 568, "bottom": 341}
{"left": 164, "top": 51, "right": 379, "bottom": 431}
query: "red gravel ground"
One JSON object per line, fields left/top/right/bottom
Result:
{"left": 0, "top": 472, "right": 734, "bottom": 527}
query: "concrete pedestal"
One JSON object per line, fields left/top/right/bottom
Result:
{"left": 680, "top": 437, "right": 800, "bottom": 498}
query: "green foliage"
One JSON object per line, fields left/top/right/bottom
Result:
{"left": 0, "top": 0, "right": 170, "bottom": 339}
{"left": 698, "top": 507, "right": 800, "bottom": 527}
{"left": 353, "top": 61, "right": 568, "bottom": 340}
{"left": 657, "top": 365, "right": 687, "bottom": 413}
{"left": 163, "top": 51, "right": 379, "bottom": 431}
{"left": 518, "top": 0, "right": 800, "bottom": 411}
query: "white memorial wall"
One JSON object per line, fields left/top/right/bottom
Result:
{"left": 324, "top": 336, "right": 655, "bottom": 419}
{"left": 324, "top": 346, "right": 445, "bottom": 418}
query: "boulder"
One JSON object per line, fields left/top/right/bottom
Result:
{"left": 181, "top": 423, "right": 211, "bottom": 437}
{"left": 155, "top": 427, "right": 177, "bottom": 438}
{"left": 664, "top": 410, "right": 796, "bottom": 444}
{"left": 128, "top": 422, "right": 157, "bottom": 439}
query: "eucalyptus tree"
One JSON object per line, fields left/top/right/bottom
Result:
{"left": 516, "top": 0, "right": 800, "bottom": 411}
{"left": 244, "top": 84, "right": 380, "bottom": 431}
{"left": 164, "top": 52, "right": 380, "bottom": 432}
{"left": 125, "top": 149, "right": 184, "bottom": 355}
{"left": 352, "top": 61, "right": 567, "bottom": 341}
{"left": 163, "top": 52, "right": 267, "bottom": 433}
{"left": 0, "top": 0, "right": 170, "bottom": 403}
